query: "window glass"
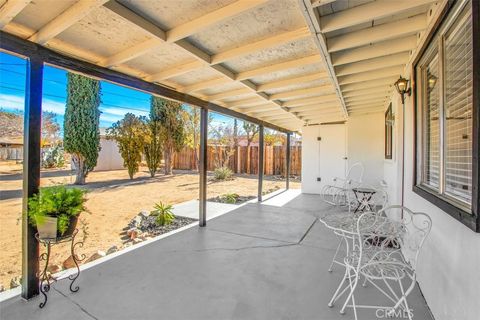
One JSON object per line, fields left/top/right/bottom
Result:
{"left": 443, "top": 10, "right": 473, "bottom": 204}
{"left": 422, "top": 53, "right": 440, "bottom": 190}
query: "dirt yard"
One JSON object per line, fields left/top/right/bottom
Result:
{"left": 0, "top": 163, "right": 299, "bottom": 289}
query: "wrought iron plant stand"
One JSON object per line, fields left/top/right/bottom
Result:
{"left": 35, "top": 229, "right": 85, "bottom": 308}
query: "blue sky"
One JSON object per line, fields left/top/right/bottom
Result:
{"left": 0, "top": 51, "right": 234, "bottom": 132}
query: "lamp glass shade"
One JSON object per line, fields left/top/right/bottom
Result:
{"left": 394, "top": 77, "right": 409, "bottom": 94}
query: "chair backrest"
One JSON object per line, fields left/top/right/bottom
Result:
{"left": 358, "top": 205, "right": 432, "bottom": 270}
{"left": 346, "top": 162, "right": 364, "bottom": 186}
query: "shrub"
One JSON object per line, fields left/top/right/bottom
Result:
{"left": 220, "top": 193, "right": 239, "bottom": 204}
{"left": 41, "top": 145, "right": 65, "bottom": 168}
{"left": 28, "top": 186, "right": 87, "bottom": 235}
{"left": 151, "top": 201, "right": 175, "bottom": 226}
{"left": 213, "top": 166, "right": 233, "bottom": 180}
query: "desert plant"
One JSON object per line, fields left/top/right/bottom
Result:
{"left": 107, "top": 113, "right": 148, "bottom": 179}
{"left": 151, "top": 201, "right": 175, "bottom": 226}
{"left": 63, "top": 73, "right": 101, "bottom": 185}
{"left": 213, "top": 166, "right": 233, "bottom": 180}
{"left": 28, "top": 186, "right": 87, "bottom": 236}
{"left": 151, "top": 96, "right": 186, "bottom": 175}
{"left": 221, "top": 193, "right": 239, "bottom": 204}
{"left": 41, "top": 145, "right": 65, "bottom": 168}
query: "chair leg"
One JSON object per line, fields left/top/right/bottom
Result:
{"left": 328, "top": 238, "right": 343, "bottom": 272}
{"left": 340, "top": 267, "right": 359, "bottom": 316}
{"left": 328, "top": 266, "right": 349, "bottom": 307}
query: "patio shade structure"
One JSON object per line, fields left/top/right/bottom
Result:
{"left": 0, "top": 0, "right": 453, "bottom": 303}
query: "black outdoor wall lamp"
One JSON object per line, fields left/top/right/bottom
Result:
{"left": 394, "top": 76, "right": 411, "bottom": 104}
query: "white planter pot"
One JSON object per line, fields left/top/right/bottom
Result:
{"left": 36, "top": 216, "right": 57, "bottom": 239}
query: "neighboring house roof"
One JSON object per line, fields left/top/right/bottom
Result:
{"left": 0, "top": 136, "right": 23, "bottom": 145}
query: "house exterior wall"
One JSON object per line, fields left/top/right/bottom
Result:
{"left": 385, "top": 92, "right": 480, "bottom": 320}
{"left": 301, "top": 113, "right": 384, "bottom": 194}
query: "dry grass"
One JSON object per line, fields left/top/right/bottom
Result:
{"left": 0, "top": 163, "right": 299, "bottom": 288}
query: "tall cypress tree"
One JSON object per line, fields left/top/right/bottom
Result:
{"left": 144, "top": 97, "right": 163, "bottom": 177}
{"left": 151, "top": 96, "right": 186, "bottom": 175}
{"left": 63, "top": 73, "right": 101, "bottom": 185}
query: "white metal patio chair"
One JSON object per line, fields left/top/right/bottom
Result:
{"left": 329, "top": 205, "right": 432, "bottom": 320}
{"left": 321, "top": 162, "right": 364, "bottom": 207}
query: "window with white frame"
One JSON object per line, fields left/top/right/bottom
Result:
{"left": 415, "top": 1, "right": 474, "bottom": 212}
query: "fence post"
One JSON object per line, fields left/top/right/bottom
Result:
{"left": 199, "top": 108, "right": 208, "bottom": 227}
{"left": 258, "top": 125, "right": 264, "bottom": 201}
{"left": 286, "top": 132, "right": 291, "bottom": 190}
{"left": 22, "top": 57, "right": 43, "bottom": 299}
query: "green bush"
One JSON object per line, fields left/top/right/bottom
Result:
{"left": 220, "top": 193, "right": 239, "bottom": 204}
{"left": 213, "top": 166, "right": 233, "bottom": 180}
{"left": 28, "top": 186, "right": 87, "bottom": 235}
{"left": 151, "top": 201, "right": 175, "bottom": 226}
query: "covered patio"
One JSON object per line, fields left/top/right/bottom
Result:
{"left": 0, "top": 0, "right": 478, "bottom": 320}
{"left": 1, "top": 191, "right": 433, "bottom": 320}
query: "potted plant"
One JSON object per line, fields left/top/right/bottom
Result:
{"left": 28, "top": 186, "right": 87, "bottom": 239}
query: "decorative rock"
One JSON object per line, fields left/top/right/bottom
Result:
{"left": 85, "top": 250, "right": 106, "bottom": 263}
{"left": 10, "top": 276, "right": 21, "bottom": 289}
{"left": 47, "top": 264, "right": 62, "bottom": 274}
{"left": 133, "top": 215, "right": 143, "bottom": 227}
{"left": 106, "top": 245, "right": 118, "bottom": 255}
{"left": 129, "top": 230, "right": 138, "bottom": 240}
{"left": 139, "top": 210, "right": 150, "bottom": 218}
{"left": 132, "top": 238, "right": 143, "bottom": 244}
{"left": 0, "top": 284, "right": 5, "bottom": 292}
{"left": 63, "top": 254, "right": 80, "bottom": 269}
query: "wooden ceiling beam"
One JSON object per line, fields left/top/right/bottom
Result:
{"left": 338, "top": 66, "right": 404, "bottom": 85}
{"left": 29, "top": 0, "right": 108, "bottom": 44}
{"left": 182, "top": 77, "right": 226, "bottom": 93}
{"left": 283, "top": 94, "right": 338, "bottom": 108}
{"left": 236, "top": 55, "right": 321, "bottom": 81}
{"left": 311, "top": 0, "right": 336, "bottom": 9}
{"left": 343, "top": 86, "right": 392, "bottom": 98}
{"left": 335, "top": 52, "right": 409, "bottom": 76}
{"left": 146, "top": 60, "right": 204, "bottom": 81}
{"left": 256, "top": 72, "right": 328, "bottom": 92}
{"left": 331, "top": 36, "right": 417, "bottom": 66}
{"left": 270, "top": 85, "right": 333, "bottom": 101}
{"left": 341, "top": 77, "right": 398, "bottom": 92}
{"left": 166, "top": 0, "right": 268, "bottom": 43}
{"left": 321, "top": 0, "right": 434, "bottom": 33}
{"left": 207, "top": 88, "right": 254, "bottom": 101}
{"left": 0, "top": 0, "right": 31, "bottom": 28}
{"left": 211, "top": 27, "right": 310, "bottom": 64}
{"left": 327, "top": 14, "right": 426, "bottom": 52}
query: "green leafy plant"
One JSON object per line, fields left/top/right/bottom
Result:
{"left": 151, "top": 96, "right": 186, "bottom": 175}
{"left": 213, "top": 166, "right": 233, "bottom": 180}
{"left": 63, "top": 73, "right": 101, "bottom": 185}
{"left": 221, "top": 193, "right": 239, "bottom": 204}
{"left": 28, "top": 186, "right": 87, "bottom": 235}
{"left": 151, "top": 201, "right": 175, "bottom": 226}
{"left": 107, "top": 113, "right": 148, "bottom": 179}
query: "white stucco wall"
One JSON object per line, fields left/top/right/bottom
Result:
{"left": 347, "top": 113, "right": 385, "bottom": 187}
{"left": 94, "top": 137, "right": 124, "bottom": 171}
{"left": 301, "top": 114, "right": 384, "bottom": 194}
{"left": 385, "top": 92, "right": 480, "bottom": 320}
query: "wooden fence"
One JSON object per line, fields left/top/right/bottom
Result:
{"left": 173, "top": 145, "right": 301, "bottom": 176}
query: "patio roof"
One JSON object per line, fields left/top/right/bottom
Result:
{"left": 0, "top": 0, "right": 438, "bottom": 130}
{"left": 0, "top": 191, "right": 433, "bottom": 320}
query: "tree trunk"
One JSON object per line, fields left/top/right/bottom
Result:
{"left": 164, "top": 146, "right": 173, "bottom": 175}
{"left": 72, "top": 153, "right": 86, "bottom": 185}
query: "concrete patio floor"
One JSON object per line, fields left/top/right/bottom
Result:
{"left": 0, "top": 191, "right": 433, "bottom": 320}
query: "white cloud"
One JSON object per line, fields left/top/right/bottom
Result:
{"left": 0, "top": 93, "right": 66, "bottom": 115}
